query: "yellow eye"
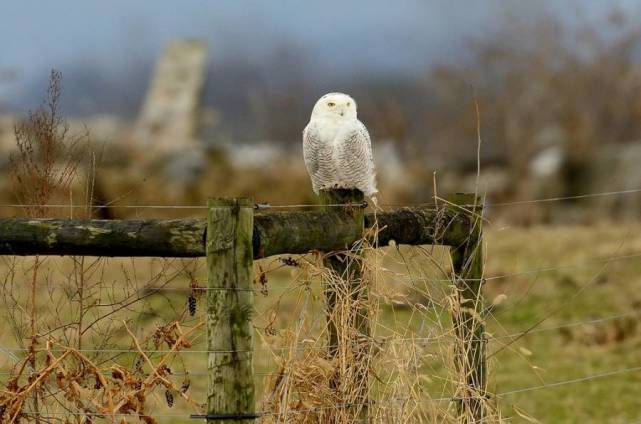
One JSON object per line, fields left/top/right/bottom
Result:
{"left": 327, "top": 102, "right": 335, "bottom": 107}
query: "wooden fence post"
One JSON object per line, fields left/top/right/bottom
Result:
{"left": 448, "top": 193, "right": 487, "bottom": 423}
{"left": 320, "top": 188, "right": 369, "bottom": 421}
{"left": 206, "top": 198, "right": 255, "bottom": 424}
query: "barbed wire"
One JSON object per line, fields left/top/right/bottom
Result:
{"left": 255, "top": 202, "right": 368, "bottom": 209}
{"left": 0, "top": 202, "right": 368, "bottom": 210}
{"left": 484, "top": 251, "right": 641, "bottom": 281}
{"left": 377, "top": 187, "right": 641, "bottom": 209}
{"left": 0, "top": 203, "right": 210, "bottom": 210}
{"left": 2, "top": 306, "right": 635, "bottom": 357}
{"left": 16, "top": 363, "right": 641, "bottom": 420}
{"left": 0, "top": 344, "right": 328, "bottom": 355}
{"left": 379, "top": 308, "right": 640, "bottom": 345}
{"left": 493, "top": 309, "right": 640, "bottom": 340}
{"left": 488, "top": 188, "right": 641, "bottom": 207}
{"left": 405, "top": 250, "right": 641, "bottom": 283}
{"left": 0, "top": 186, "right": 639, "bottom": 212}
{"left": 497, "top": 364, "right": 641, "bottom": 396}
{"left": 19, "top": 397, "right": 449, "bottom": 420}
{"left": 10, "top": 281, "right": 311, "bottom": 294}
{"left": 2, "top": 187, "right": 641, "bottom": 421}
{"left": 13, "top": 411, "right": 196, "bottom": 419}
{"left": 0, "top": 370, "right": 279, "bottom": 377}
{"left": 24, "top": 247, "right": 641, "bottom": 295}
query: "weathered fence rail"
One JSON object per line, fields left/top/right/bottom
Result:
{"left": 0, "top": 208, "right": 468, "bottom": 258}
{"left": 0, "top": 190, "right": 486, "bottom": 423}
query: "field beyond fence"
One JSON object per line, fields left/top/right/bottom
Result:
{"left": 0, "top": 187, "right": 640, "bottom": 423}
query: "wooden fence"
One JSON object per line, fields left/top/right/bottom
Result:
{"left": 0, "top": 189, "right": 486, "bottom": 423}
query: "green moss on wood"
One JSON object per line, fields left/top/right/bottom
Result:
{"left": 321, "top": 189, "right": 370, "bottom": 420}
{"left": 0, "top": 205, "right": 473, "bottom": 258}
{"left": 206, "top": 198, "right": 255, "bottom": 423}
{"left": 447, "top": 193, "right": 487, "bottom": 422}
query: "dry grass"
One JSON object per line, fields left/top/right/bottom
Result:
{"left": 2, "top": 65, "right": 641, "bottom": 423}
{"left": 0, "top": 71, "right": 207, "bottom": 423}
{"left": 1, "top": 223, "right": 641, "bottom": 422}
{"left": 250, "top": 210, "right": 500, "bottom": 424}
{"left": 0, "top": 207, "right": 495, "bottom": 423}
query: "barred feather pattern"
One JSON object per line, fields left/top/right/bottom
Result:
{"left": 303, "top": 96, "right": 377, "bottom": 196}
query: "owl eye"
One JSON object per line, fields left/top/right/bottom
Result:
{"left": 346, "top": 102, "right": 351, "bottom": 107}
{"left": 327, "top": 102, "right": 335, "bottom": 107}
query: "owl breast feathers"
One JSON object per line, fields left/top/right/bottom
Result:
{"left": 303, "top": 93, "right": 377, "bottom": 196}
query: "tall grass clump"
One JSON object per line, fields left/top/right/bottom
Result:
{"left": 255, "top": 213, "right": 501, "bottom": 423}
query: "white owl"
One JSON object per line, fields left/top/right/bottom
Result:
{"left": 303, "top": 93, "right": 377, "bottom": 196}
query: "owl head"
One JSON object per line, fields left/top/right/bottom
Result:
{"left": 311, "top": 92, "right": 357, "bottom": 121}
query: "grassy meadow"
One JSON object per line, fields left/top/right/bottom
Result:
{"left": 1, "top": 221, "right": 640, "bottom": 423}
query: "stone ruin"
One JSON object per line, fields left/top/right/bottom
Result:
{"left": 134, "top": 39, "right": 208, "bottom": 185}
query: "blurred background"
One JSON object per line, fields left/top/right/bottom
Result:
{"left": 2, "top": 0, "right": 641, "bottom": 221}
{"left": 3, "top": 3, "right": 641, "bottom": 423}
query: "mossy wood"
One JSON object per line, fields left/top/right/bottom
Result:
{"left": 320, "top": 189, "right": 370, "bottom": 420}
{"left": 0, "top": 208, "right": 467, "bottom": 257}
{"left": 0, "top": 193, "right": 485, "bottom": 421}
{"left": 206, "top": 198, "right": 255, "bottom": 424}
{"left": 448, "top": 193, "right": 486, "bottom": 423}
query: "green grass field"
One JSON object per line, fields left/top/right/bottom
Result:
{"left": 1, "top": 223, "right": 640, "bottom": 423}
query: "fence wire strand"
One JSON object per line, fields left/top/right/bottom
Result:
{"left": 1, "top": 186, "right": 639, "bottom": 212}
{"left": 1, "top": 307, "right": 636, "bottom": 356}
{"left": 0, "top": 202, "right": 368, "bottom": 210}
{"left": 17, "top": 364, "right": 641, "bottom": 420}
{"left": 30, "top": 249, "right": 641, "bottom": 292}
{"left": 2, "top": 186, "right": 641, "bottom": 421}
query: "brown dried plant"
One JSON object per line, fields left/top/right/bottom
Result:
{"left": 0, "top": 321, "right": 202, "bottom": 423}
{"left": 254, "top": 209, "right": 504, "bottom": 423}
{"left": 7, "top": 69, "right": 87, "bottom": 423}
{"left": 11, "top": 69, "right": 86, "bottom": 218}
{"left": 1, "top": 71, "right": 207, "bottom": 423}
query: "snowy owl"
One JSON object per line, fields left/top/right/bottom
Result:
{"left": 303, "top": 93, "right": 377, "bottom": 196}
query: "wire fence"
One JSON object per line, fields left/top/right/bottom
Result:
{"left": 0, "top": 307, "right": 636, "bottom": 356}
{"left": 14, "top": 363, "right": 641, "bottom": 421}
{"left": 0, "top": 186, "right": 639, "bottom": 211}
{"left": 1, "top": 186, "right": 640, "bottom": 422}
{"left": 21, "top": 248, "right": 641, "bottom": 294}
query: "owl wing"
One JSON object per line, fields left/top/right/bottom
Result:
{"left": 336, "top": 120, "right": 377, "bottom": 196}
{"left": 357, "top": 121, "right": 375, "bottom": 169}
{"left": 303, "top": 122, "right": 335, "bottom": 194}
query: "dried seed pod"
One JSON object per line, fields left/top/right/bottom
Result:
{"left": 180, "top": 378, "right": 191, "bottom": 393}
{"left": 188, "top": 295, "right": 197, "bottom": 316}
{"left": 112, "top": 369, "right": 125, "bottom": 380}
{"left": 134, "top": 356, "right": 144, "bottom": 373}
{"left": 255, "top": 266, "right": 269, "bottom": 296}
{"left": 56, "top": 371, "right": 65, "bottom": 390}
{"left": 165, "top": 389, "right": 174, "bottom": 408}
{"left": 280, "top": 257, "right": 300, "bottom": 267}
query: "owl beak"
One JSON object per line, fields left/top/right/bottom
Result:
{"left": 339, "top": 111, "right": 344, "bottom": 117}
